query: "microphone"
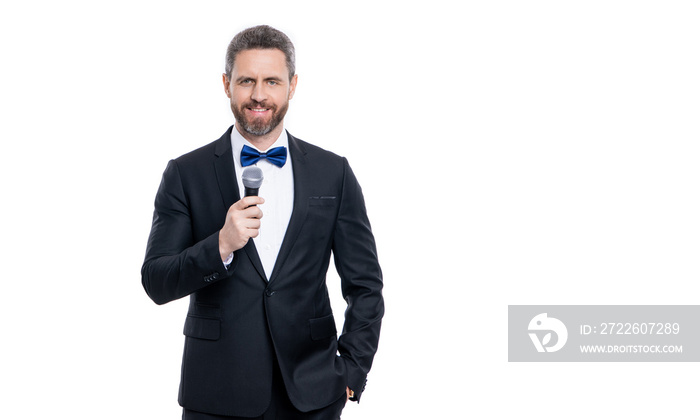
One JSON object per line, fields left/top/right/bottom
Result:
{"left": 242, "top": 166, "right": 264, "bottom": 197}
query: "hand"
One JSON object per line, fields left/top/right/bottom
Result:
{"left": 219, "top": 196, "right": 265, "bottom": 259}
{"left": 346, "top": 387, "right": 354, "bottom": 402}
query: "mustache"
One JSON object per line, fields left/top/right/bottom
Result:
{"left": 243, "top": 101, "right": 275, "bottom": 109}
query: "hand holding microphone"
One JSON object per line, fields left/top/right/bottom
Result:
{"left": 218, "top": 167, "right": 265, "bottom": 260}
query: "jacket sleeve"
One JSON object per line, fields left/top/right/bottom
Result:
{"left": 141, "top": 160, "right": 235, "bottom": 305}
{"left": 333, "top": 158, "right": 384, "bottom": 402}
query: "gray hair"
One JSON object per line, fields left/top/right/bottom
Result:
{"left": 224, "top": 25, "right": 296, "bottom": 81}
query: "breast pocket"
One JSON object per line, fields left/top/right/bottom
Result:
{"left": 308, "top": 196, "right": 337, "bottom": 207}
{"left": 306, "top": 196, "right": 338, "bottom": 233}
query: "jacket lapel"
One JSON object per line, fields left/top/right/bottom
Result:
{"left": 214, "top": 126, "right": 267, "bottom": 282}
{"left": 268, "top": 133, "right": 310, "bottom": 285}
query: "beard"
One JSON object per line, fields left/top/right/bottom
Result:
{"left": 231, "top": 99, "right": 289, "bottom": 137}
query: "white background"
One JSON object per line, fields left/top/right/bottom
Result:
{"left": 1, "top": 1, "right": 699, "bottom": 418}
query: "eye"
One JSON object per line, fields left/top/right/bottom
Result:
{"left": 240, "top": 79, "right": 253, "bottom": 85}
{"left": 267, "top": 80, "right": 278, "bottom": 86}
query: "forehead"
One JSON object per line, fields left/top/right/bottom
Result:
{"left": 232, "top": 48, "right": 288, "bottom": 79}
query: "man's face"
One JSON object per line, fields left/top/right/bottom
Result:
{"left": 224, "top": 48, "right": 297, "bottom": 139}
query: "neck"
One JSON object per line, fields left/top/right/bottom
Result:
{"left": 235, "top": 123, "right": 285, "bottom": 151}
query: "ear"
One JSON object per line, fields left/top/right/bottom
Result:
{"left": 288, "top": 74, "right": 298, "bottom": 100}
{"left": 222, "top": 73, "right": 232, "bottom": 98}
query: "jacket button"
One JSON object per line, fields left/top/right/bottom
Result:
{"left": 265, "top": 289, "right": 275, "bottom": 297}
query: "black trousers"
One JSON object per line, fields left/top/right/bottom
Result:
{"left": 182, "top": 362, "right": 346, "bottom": 420}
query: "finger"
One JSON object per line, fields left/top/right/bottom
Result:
{"left": 249, "top": 206, "right": 263, "bottom": 219}
{"left": 242, "top": 219, "right": 261, "bottom": 230}
{"left": 234, "top": 216, "right": 261, "bottom": 231}
{"left": 235, "top": 196, "right": 265, "bottom": 209}
{"left": 241, "top": 220, "right": 261, "bottom": 238}
{"left": 236, "top": 206, "right": 263, "bottom": 221}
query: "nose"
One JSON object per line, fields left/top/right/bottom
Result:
{"left": 251, "top": 81, "right": 267, "bottom": 103}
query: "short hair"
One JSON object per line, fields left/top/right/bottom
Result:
{"left": 224, "top": 25, "right": 296, "bottom": 81}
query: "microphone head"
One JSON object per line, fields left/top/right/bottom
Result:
{"left": 242, "top": 166, "right": 264, "bottom": 189}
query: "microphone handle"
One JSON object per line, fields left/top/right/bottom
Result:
{"left": 244, "top": 187, "right": 259, "bottom": 197}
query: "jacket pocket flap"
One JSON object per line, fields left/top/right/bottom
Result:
{"left": 183, "top": 315, "right": 220, "bottom": 340}
{"left": 309, "top": 314, "right": 337, "bottom": 340}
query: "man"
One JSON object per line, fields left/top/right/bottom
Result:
{"left": 142, "top": 25, "right": 384, "bottom": 420}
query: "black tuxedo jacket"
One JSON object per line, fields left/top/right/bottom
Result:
{"left": 141, "top": 127, "right": 384, "bottom": 417}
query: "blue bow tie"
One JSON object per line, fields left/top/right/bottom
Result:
{"left": 240, "top": 145, "right": 288, "bottom": 168}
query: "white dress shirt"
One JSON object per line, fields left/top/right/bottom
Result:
{"left": 228, "top": 125, "right": 295, "bottom": 280}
